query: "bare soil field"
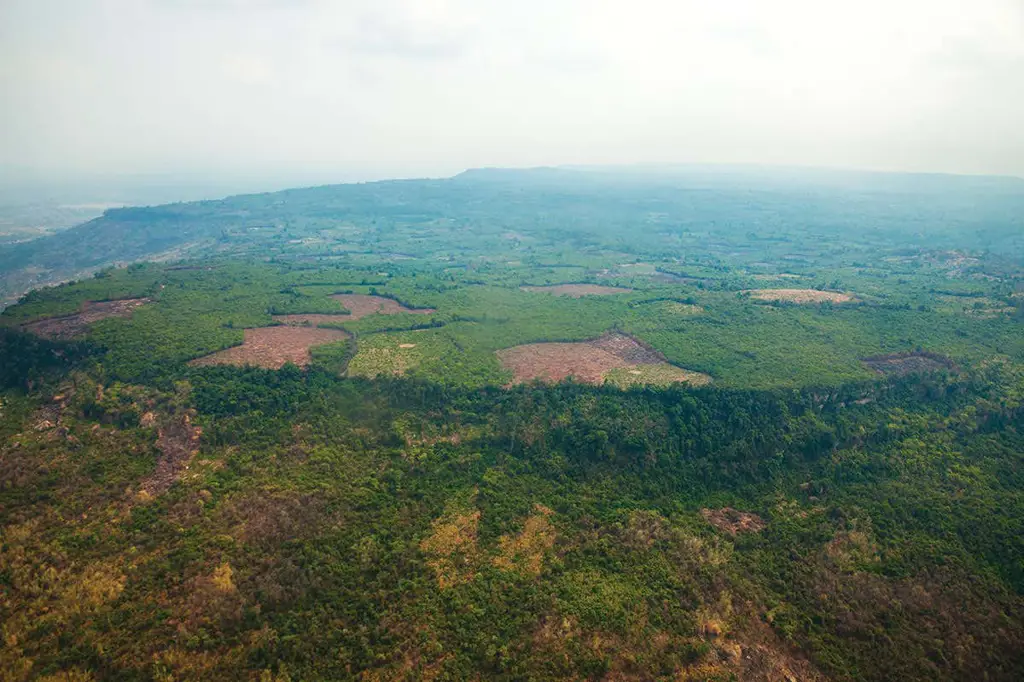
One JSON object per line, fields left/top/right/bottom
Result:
{"left": 189, "top": 326, "right": 350, "bottom": 369}
{"left": 744, "top": 288, "right": 853, "bottom": 304}
{"left": 22, "top": 298, "right": 150, "bottom": 339}
{"left": 590, "top": 332, "right": 664, "bottom": 364}
{"left": 520, "top": 284, "right": 633, "bottom": 297}
{"left": 497, "top": 342, "right": 623, "bottom": 384}
{"left": 862, "top": 351, "right": 956, "bottom": 375}
{"left": 332, "top": 294, "right": 434, "bottom": 319}
{"left": 497, "top": 333, "right": 710, "bottom": 386}
{"left": 272, "top": 295, "right": 434, "bottom": 326}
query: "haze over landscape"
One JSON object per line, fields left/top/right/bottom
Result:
{"left": 2, "top": 0, "right": 1024, "bottom": 189}
{"left": 2, "top": 2, "right": 1024, "bottom": 682}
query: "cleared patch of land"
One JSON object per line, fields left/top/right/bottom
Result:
{"left": 189, "top": 326, "right": 349, "bottom": 369}
{"left": 751, "top": 273, "right": 805, "bottom": 281}
{"left": 332, "top": 294, "right": 434, "bottom": 319}
{"left": 497, "top": 332, "right": 710, "bottom": 387}
{"left": 273, "top": 294, "right": 433, "bottom": 326}
{"left": 744, "top": 288, "right": 853, "bottom": 304}
{"left": 520, "top": 284, "right": 633, "bottom": 297}
{"left": 345, "top": 343, "right": 421, "bottom": 377}
{"left": 862, "top": 351, "right": 956, "bottom": 375}
{"left": 22, "top": 298, "right": 150, "bottom": 339}
{"left": 701, "top": 508, "right": 766, "bottom": 535}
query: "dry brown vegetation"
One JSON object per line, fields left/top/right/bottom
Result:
{"left": 138, "top": 411, "right": 203, "bottom": 499}
{"left": 493, "top": 504, "right": 556, "bottom": 577}
{"left": 496, "top": 332, "right": 710, "bottom": 387}
{"left": 701, "top": 508, "right": 767, "bottom": 535}
{"left": 520, "top": 284, "right": 633, "bottom": 297}
{"left": 22, "top": 298, "right": 150, "bottom": 339}
{"left": 188, "top": 326, "right": 349, "bottom": 369}
{"left": 419, "top": 508, "right": 481, "bottom": 590}
{"left": 744, "top": 288, "right": 854, "bottom": 304}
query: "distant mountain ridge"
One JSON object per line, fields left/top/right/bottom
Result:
{"left": 3, "top": 164, "right": 1023, "bottom": 307}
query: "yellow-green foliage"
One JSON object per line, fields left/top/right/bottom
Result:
{"left": 603, "top": 363, "right": 712, "bottom": 388}
{"left": 420, "top": 509, "right": 481, "bottom": 590}
{"left": 492, "top": 504, "right": 556, "bottom": 577}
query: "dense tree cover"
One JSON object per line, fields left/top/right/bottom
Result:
{"left": 2, "top": 361, "right": 1023, "bottom": 680}
{"left": 1, "top": 167, "right": 1023, "bottom": 680}
{"left": 0, "top": 327, "right": 93, "bottom": 390}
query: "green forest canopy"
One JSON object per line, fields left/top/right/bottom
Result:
{"left": 1, "top": 167, "right": 1023, "bottom": 681}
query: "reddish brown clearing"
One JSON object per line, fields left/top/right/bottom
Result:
{"left": 744, "top": 288, "right": 853, "bottom": 304}
{"left": 138, "top": 411, "right": 203, "bottom": 498}
{"left": 498, "top": 342, "right": 621, "bottom": 384}
{"left": 272, "top": 294, "right": 433, "bottom": 326}
{"left": 188, "top": 327, "right": 350, "bottom": 369}
{"left": 701, "top": 508, "right": 766, "bottom": 535}
{"left": 22, "top": 298, "right": 150, "bottom": 339}
{"left": 332, "top": 294, "right": 434, "bottom": 319}
{"left": 497, "top": 332, "right": 709, "bottom": 386}
{"left": 520, "top": 284, "right": 633, "bottom": 297}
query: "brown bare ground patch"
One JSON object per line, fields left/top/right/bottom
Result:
{"left": 745, "top": 288, "right": 854, "bottom": 304}
{"left": 188, "top": 326, "right": 349, "bottom": 369}
{"left": 590, "top": 333, "right": 664, "bottom": 364}
{"left": 22, "top": 298, "right": 150, "bottom": 339}
{"left": 493, "top": 504, "right": 556, "bottom": 577}
{"left": 520, "top": 284, "right": 633, "bottom": 297}
{"left": 498, "top": 341, "right": 621, "bottom": 384}
{"left": 420, "top": 509, "right": 481, "bottom": 590}
{"left": 137, "top": 411, "right": 203, "bottom": 499}
{"left": 701, "top": 508, "right": 766, "bottom": 535}
{"left": 332, "top": 294, "right": 434, "bottom": 319}
{"left": 862, "top": 351, "right": 956, "bottom": 375}
{"left": 272, "top": 295, "right": 433, "bottom": 326}
{"left": 497, "top": 332, "right": 709, "bottom": 386}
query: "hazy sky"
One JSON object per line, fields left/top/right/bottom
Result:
{"left": 2, "top": 0, "right": 1023, "bottom": 185}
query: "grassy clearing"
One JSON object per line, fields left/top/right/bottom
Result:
{"left": 604, "top": 363, "right": 711, "bottom": 388}
{"left": 744, "top": 288, "right": 855, "bottom": 304}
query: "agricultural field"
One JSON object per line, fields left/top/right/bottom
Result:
{"left": 1, "top": 167, "right": 1024, "bottom": 681}
{"left": 497, "top": 333, "right": 710, "bottom": 387}
{"left": 743, "top": 288, "right": 855, "bottom": 304}
{"left": 189, "top": 326, "right": 350, "bottom": 369}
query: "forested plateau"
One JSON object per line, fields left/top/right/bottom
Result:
{"left": 1, "top": 166, "right": 1023, "bottom": 681}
